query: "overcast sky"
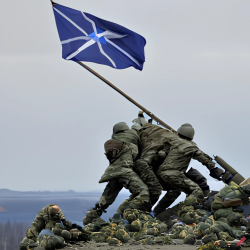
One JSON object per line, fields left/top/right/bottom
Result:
{"left": 0, "top": 0, "right": 250, "bottom": 193}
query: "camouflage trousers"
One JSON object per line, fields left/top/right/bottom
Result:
{"left": 39, "top": 234, "right": 64, "bottom": 250}
{"left": 20, "top": 233, "right": 64, "bottom": 250}
{"left": 26, "top": 221, "right": 59, "bottom": 242}
{"left": 134, "top": 150, "right": 163, "bottom": 207}
{"left": 157, "top": 169, "right": 204, "bottom": 199}
{"left": 99, "top": 170, "right": 150, "bottom": 212}
{"left": 19, "top": 237, "right": 38, "bottom": 250}
{"left": 153, "top": 168, "right": 210, "bottom": 215}
{"left": 153, "top": 190, "right": 181, "bottom": 216}
{"left": 96, "top": 142, "right": 150, "bottom": 216}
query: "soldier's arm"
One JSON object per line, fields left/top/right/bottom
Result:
{"left": 131, "top": 123, "right": 142, "bottom": 133}
{"left": 27, "top": 214, "right": 46, "bottom": 241}
{"left": 193, "top": 150, "right": 225, "bottom": 180}
{"left": 192, "top": 150, "right": 215, "bottom": 170}
{"left": 59, "top": 209, "right": 73, "bottom": 228}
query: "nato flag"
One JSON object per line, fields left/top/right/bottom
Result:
{"left": 52, "top": 3, "right": 146, "bottom": 70}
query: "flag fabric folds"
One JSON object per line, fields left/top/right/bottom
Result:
{"left": 52, "top": 3, "right": 146, "bottom": 70}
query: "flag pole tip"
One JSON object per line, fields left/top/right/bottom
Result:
{"left": 51, "top": 0, "right": 56, "bottom": 6}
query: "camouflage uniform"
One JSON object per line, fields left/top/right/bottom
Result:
{"left": 134, "top": 123, "right": 213, "bottom": 209}
{"left": 154, "top": 167, "right": 210, "bottom": 215}
{"left": 156, "top": 125, "right": 215, "bottom": 200}
{"left": 134, "top": 123, "right": 170, "bottom": 206}
{"left": 25, "top": 204, "right": 71, "bottom": 242}
{"left": 83, "top": 124, "right": 150, "bottom": 225}
{"left": 20, "top": 204, "right": 90, "bottom": 250}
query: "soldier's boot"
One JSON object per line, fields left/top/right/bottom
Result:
{"left": 83, "top": 209, "right": 100, "bottom": 225}
{"left": 153, "top": 190, "right": 181, "bottom": 217}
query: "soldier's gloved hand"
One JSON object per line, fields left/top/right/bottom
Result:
{"left": 209, "top": 167, "right": 224, "bottom": 180}
{"left": 132, "top": 117, "right": 147, "bottom": 126}
{"left": 138, "top": 111, "right": 144, "bottom": 117}
{"left": 158, "top": 150, "right": 167, "bottom": 159}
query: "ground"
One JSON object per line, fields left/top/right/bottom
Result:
{"left": 63, "top": 241, "right": 250, "bottom": 250}
{"left": 63, "top": 240, "right": 200, "bottom": 250}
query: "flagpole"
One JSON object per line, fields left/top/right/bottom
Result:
{"left": 76, "top": 61, "right": 176, "bottom": 133}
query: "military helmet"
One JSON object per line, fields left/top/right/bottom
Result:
{"left": 113, "top": 122, "right": 129, "bottom": 134}
{"left": 61, "top": 230, "right": 71, "bottom": 240}
{"left": 177, "top": 123, "right": 195, "bottom": 140}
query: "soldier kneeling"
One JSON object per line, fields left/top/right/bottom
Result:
{"left": 20, "top": 204, "right": 91, "bottom": 250}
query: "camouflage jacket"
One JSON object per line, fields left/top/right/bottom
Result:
{"left": 139, "top": 124, "right": 213, "bottom": 171}
{"left": 26, "top": 204, "right": 72, "bottom": 242}
{"left": 99, "top": 142, "right": 138, "bottom": 183}
{"left": 112, "top": 124, "right": 140, "bottom": 147}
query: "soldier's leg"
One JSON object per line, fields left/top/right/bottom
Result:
{"left": 134, "top": 152, "right": 162, "bottom": 206}
{"left": 116, "top": 171, "right": 150, "bottom": 214}
{"left": 185, "top": 167, "right": 210, "bottom": 196}
{"left": 99, "top": 179, "right": 124, "bottom": 209}
{"left": 19, "top": 237, "right": 38, "bottom": 250}
{"left": 158, "top": 169, "right": 204, "bottom": 200}
{"left": 83, "top": 180, "right": 123, "bottom": 225}
{"left": 153, "top": 190, "right": 181, "bottom": 216}
{"left": 26, "top": 214, "right": 46, "bottom": 242}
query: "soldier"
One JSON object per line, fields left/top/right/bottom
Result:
{"left": 83, "top": 122, "right": 150, "bottom": 225}
{"left": 156, "top": 123, "right": 222, "bottom": 203}
{"left": 20, "top": 204, "right": 90, "bottom": 250}
{"left": 134, "top": 114, "right": 223, "bottom": 210}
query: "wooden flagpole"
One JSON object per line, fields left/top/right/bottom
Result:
{"left": 76, "top": 61, "right": 177, "bottom": 133}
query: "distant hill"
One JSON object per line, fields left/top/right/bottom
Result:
{"left": 0, "top": 188, "right": 109, "bottom": 198}
{"left": 0, "top": 206, "right": 7, "bottom": 212}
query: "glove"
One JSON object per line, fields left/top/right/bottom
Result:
{"left": 132, "top": 117, "right": 147, "bottom": 125}
{"left": 209, "top": 167, "right": 224, "bottom": 180}
{"left": 138, "top": 111, "right": 144, "bottom": 117}
{"left": 94, "top": 203, "right": 107, "bottom": 216}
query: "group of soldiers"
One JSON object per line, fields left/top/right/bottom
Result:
{"left": 20, "top": 111, "right": 250, "bottom": 249}
{"left": 83, "top": 111, "right": 224, "bottom": 224}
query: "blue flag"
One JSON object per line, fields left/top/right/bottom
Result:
{"left": 52, "top": 3, "right": 146, "bottom": 70}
